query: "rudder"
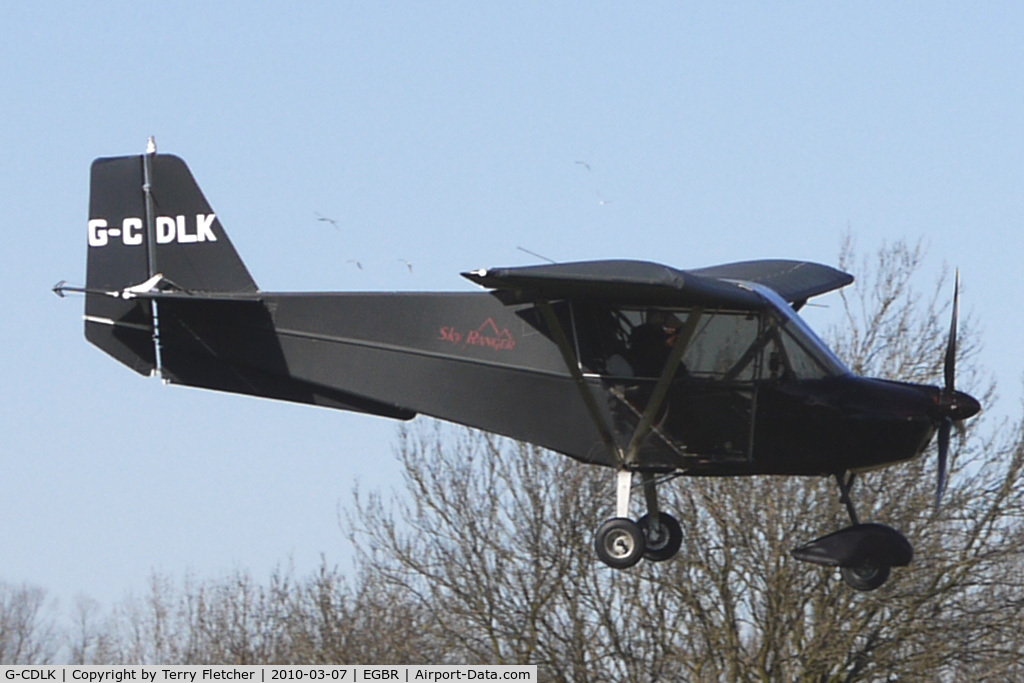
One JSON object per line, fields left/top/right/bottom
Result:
{"left": 85, "top": 152, "right": 258, "bottom": 374}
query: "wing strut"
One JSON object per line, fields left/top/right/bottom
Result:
{"left": 622, "top": 307, "right": 703, "bottom": 465}
{"left": 537, "top": 300, "right": 704, "bottom": 468}
{"left": 537, "top": 301, "right": 622, "bottom": 461}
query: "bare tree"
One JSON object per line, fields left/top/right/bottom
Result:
{"left": 350, "top": 425, "right": 612, "bottom": 677}
{"left": 282, "top": 562, "right": 438, "bottom": 664}
{"left": 72, "top": 564, "right": 437, "bottom": 666}
{"left": 0, "top": 581, "right": 57, "bottom": 664}
{"left": 68, "top": 596, "right": 112, "bottom": 664}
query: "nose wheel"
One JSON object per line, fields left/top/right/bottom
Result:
{"left": 840, "top": 562, "right": 891, "bottom": 592}
{"left": 791, "top": 472, "right": 912, "bottom": 591}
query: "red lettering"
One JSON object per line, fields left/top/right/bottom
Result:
{"left": 439, "top": 321, "right": 515, "bottom": 352}
{"left": 439, "top": 326, "right": 462, "bottom": 344}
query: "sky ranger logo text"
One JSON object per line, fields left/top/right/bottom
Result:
{"left": 439, "top": 318, "right": 516, "bottom": 351}
{"left": 88, "top": 214, "right": 218, "bottom": 247}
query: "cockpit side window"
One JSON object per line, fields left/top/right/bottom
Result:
{"left": 684, "top": 312, "right": 762, "bottom": 379}
{"left": 572, "top": 301, "right": 846, "bottom": 382}
{"left": 573, "top": 304, "right": 766, "bottom": 380}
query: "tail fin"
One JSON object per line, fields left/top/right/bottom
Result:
{"left": 85, "top": 152, "right": 257, "bottom": 374}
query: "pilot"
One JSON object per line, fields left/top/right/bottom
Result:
{"left": 604, "top": 321, "right": 685, "bottom": 379}
{"left": 627, "top": 322, "right": 671, "bottom": 378}
{"left": 610, "top": 322, "right": 686, "bottom": 414}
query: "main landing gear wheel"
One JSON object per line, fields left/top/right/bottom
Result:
{"left": 594, "top": 517, "right": 645, "bottom": 569}
{"left": 638, "top": 512, "right": 683, "bottom": 562}
{"left": 840, "top": 562, "right": 891, "bottom": 592}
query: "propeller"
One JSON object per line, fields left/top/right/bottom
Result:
{"left": 935, "top": 417, "right": 952, "bottom": 509}
{"left": 934, "top": 269, "right": 960, "bottom": 510}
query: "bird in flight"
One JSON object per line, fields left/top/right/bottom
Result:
{"left": 315, "top": 212, "right": 340, "bottom": 230}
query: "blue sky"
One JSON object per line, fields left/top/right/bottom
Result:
{"left": 2, "top": 3, "right": 1022, "bottom": 609}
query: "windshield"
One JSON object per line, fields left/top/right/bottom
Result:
{"left": 746, "top": 283, "right": 851, "bottom": 379}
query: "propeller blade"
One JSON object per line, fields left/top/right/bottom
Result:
{"left": 935, "top": 417, "right": 952, "bottom": 510}
{"left": 943, "top": 269, "right": 960, "bottom": 393}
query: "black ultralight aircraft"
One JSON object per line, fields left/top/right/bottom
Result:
{"left": 57, "top": 146, "right": 981, "bottom": 591}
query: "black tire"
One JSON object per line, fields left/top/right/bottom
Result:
{"left": 638, "top": 512, "right": 683, "bottom": 562}
{"left": 841, "top": 562, "right": 891, "bottom": 591}
{"left": 594, "top": 518, "right": 645, "bottom": 569}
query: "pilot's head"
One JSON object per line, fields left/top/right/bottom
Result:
{"left": 629, "top": 323, "right": 668, "bottom": 353}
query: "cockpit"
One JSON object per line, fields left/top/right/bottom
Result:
{"left": 565, "top": 285, "right": 850, "bottom": 463}
{"left": 572, "top": 288, "right": 849, "bottom": 384}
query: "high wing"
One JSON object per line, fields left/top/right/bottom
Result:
{"left": 462, "top": 260, "right": 764, "bottom": 308}
{"left": 462, "top": 258, "right": 852, "bottom": 308}
{"left": 689, "top": 259, "right": 853, "bottom": 308}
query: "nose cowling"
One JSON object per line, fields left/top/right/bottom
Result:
{"left": 949, "top": 389, "right": 981, "bottom": 421}
{"left": 931, "top": 387, "right": 982, "bottom": 422}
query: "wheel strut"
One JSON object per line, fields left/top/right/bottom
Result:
{"left": 641, "top": 471, "right": 660, "bottom": 529}
{"left": 614, "top": 469, "right": 663, "bottom": 522}
{"left": 835, "top": 471, "right": 860, "bottom": 526}
{"left": 616, "top": 469, "right": 633, "bottom": 518}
